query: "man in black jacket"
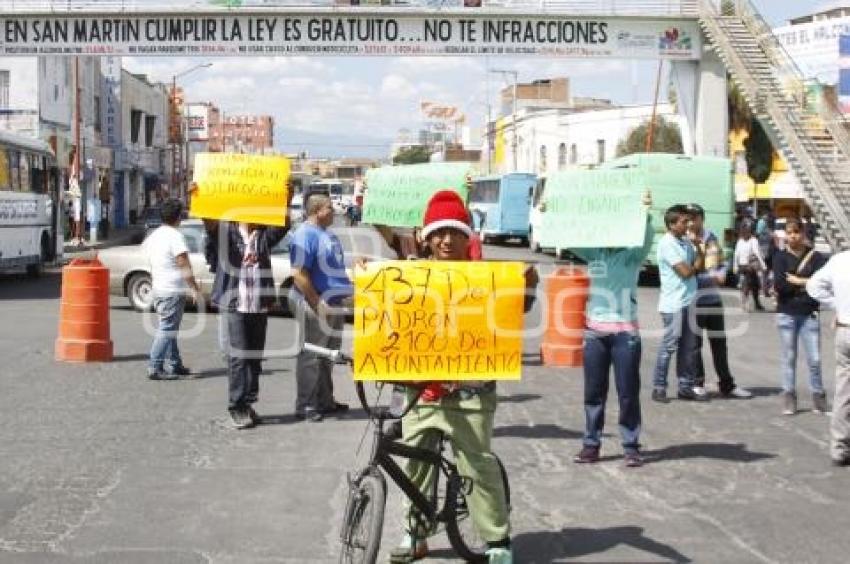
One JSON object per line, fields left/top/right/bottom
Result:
{"left": 204, "top": 219, "right": 289, "bottom": 429}
{"left": 198, "top": 179, "right": 293, "bottom": 429}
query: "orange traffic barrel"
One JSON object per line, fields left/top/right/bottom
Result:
{"left": 55, "top": 257, "right": 113, "bottom": 362}
{"left": 541, "top": 266, "right": 589, "bottom": 367}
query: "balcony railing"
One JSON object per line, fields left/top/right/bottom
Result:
{"left": 0, "top": 0, "right": 699, "bottom": 16}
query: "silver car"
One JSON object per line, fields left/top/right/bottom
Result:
{"left": 99, "top": 220, "right": 295, "bottom": 314}
{"left": 99, "top": 221, "right": 396, "bottom": 314}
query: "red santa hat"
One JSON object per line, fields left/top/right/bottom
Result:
{"left": 421, "top": 189, "right": 472, "bottom": 239}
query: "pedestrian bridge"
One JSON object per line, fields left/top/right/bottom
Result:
{"left": 0, "top": 0, "right": 700, "bottom": 18}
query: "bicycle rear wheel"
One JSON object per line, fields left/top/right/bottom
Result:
{"left": 340, "top": 470, "right": 386, "bottom": 564}
{"left": 445, "top": 454, "right": 511, "bottom": 563}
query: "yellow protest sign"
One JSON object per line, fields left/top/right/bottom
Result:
{"left": 353, "top": 261, "right": 526, "bottom": 381}
{"left": 190, "top": 153, "right": 290, "bottom": 226}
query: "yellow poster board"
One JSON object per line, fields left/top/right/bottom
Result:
{"left": 190, "top": 153, "right": 290, "bottom": 226}
{"left": 353, "top": 261, "right": 525, "bottom": 381}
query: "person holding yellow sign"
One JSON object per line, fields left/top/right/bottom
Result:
{"left": 194, "top": 180, "right": 293, "bottom": 431}
{"left": 389, "top": 190, "right": 537, "bottom": 564}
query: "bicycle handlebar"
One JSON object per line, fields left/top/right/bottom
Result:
{"left": 301, "top": 342, "right": 423, "bottom": 421}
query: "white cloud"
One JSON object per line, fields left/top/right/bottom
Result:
{"left": 380, "top": 74, "right": 417, "bottom": 99}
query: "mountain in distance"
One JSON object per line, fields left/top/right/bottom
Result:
{"left": 274, "top": 125, "right": 393, "bottom": 160}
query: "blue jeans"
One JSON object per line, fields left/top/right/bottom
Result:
{"left": 653, "top": 307, "right": 697, "bottom": 392}
{"left": 776, "top": 313, "right": 824, "bottom": 394}
{"left": 583, "top": 329, "right": 642, "bottom": 452}
{"left": 149, "top": 295, "right": 186, "bottom": 373}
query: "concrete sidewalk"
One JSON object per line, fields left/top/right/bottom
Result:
{"left": 62, "top": 225, "right": 145, "bottom": 261}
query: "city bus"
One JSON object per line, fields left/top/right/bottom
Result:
{"left": 0, "top": 129, "right": 60, "bottom": 276}
{"left": 469, "top": 172, "right": 536, "bottom": 244}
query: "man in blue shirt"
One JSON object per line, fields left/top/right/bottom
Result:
{"left": 652, "top": 204, "right": 707, "bottom": 402}
{"left": 571, "top": 190, "right": 653, "bottom": 468}
{"left": 290, "top": 193, "right": 353, "bottom": 422}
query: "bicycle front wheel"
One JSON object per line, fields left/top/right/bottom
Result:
{"left": 340, "top": 471, "right": 386, "bottom": 564}
{"left": 444, "top": 454, "right": 511, "bottom": 563}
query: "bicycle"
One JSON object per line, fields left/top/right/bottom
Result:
{"left": 301, "top": 344, "right": 511, "bottom": 564}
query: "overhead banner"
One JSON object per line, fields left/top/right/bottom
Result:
{"left": 541, "top": 168, "right": 647, "bottom": 248}
{"left": 353, "top": 260, "right": 525, "bottom": 381}
{"left": 363, "top": 162, "right": 472, "bottom": 228}
{"left": 0, "top": 12, "right": 701, "bottom": 59}
{"left": 190, "top": 152, "right": 290, "bottom": 226}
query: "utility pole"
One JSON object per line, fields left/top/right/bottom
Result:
{"left": 490, "top": 69, "right": 519, "bottom": 171}
{"left": 73, "top": 57, "right": 83, "bottom": 242}
{"left": 169, "top": 63, "right": 212, "bottom": 199}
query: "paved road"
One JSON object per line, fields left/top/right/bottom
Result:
{"left": 0, "top": 241, "right": 847, "bottom": 563}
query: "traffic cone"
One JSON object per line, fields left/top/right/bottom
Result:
{"left": 541, "top": 266, "right": 589, "bottom": 367}
{"left": 55, "top": 258, "right": 113, "bottom": 362}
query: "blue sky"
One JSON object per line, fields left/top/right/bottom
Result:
{"left": 122, "top": 1, "right": 827, "bottom": 157}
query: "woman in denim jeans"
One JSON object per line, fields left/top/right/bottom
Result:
{"left": 772, "top": 217, "right": 828, "bottom": 415}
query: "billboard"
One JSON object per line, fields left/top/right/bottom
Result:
{"left": 0, "top": 13, "right": 701, "bottom": 60}
{"left": 186, "top": 104, "right": 210, "bottom": 141}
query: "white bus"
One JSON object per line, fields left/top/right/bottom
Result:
{"left": 0, "top": 129, "right": 60, "bottom": 276}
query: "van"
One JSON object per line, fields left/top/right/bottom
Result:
{"left": 469, "top": 173, "right": 536, "bottom": 244}
{"left": 601, "top": 153, "right": 735, "bottom": 267}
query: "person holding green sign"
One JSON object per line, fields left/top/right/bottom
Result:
{"left": 571, "top": 190, "right": 654, "bottom": 469}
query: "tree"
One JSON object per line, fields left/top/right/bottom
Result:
{"left": 615, "top": 115, "right": 684, "bottom": 157}
{"left": 393, "top": 145, "right": 432, "bottom": 165}
{"left": 728, "top": 82, "right": 752, "bottom": 132}
{"left": 743, "top": 119, "right": 773, "bottom": 184}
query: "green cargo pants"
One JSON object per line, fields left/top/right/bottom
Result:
{"left": 401, "top": 387, "right": 510, "bottom": 543}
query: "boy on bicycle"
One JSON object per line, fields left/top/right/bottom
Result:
{"left": 390, "top": 190, "right": 537, "bottom": 564}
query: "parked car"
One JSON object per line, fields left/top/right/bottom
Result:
{"left": 99, "top": 221, "right": 396, "bottom": 316}
{"left": 99, "top": 219, "right": 295, "bottom": 315}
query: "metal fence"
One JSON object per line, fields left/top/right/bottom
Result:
{"left": 0, "top": 0, "right": 699, "bottom": 16}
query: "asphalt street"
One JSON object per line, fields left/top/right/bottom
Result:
{"left": 0, "top": 239, "right": 847, "bottom": 564}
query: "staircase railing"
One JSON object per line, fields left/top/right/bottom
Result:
{"left": 699, "top": 0, "right": 850, "bottom": 249}
{"left": 719, "top": 0, "right": 850, "bottom": 165}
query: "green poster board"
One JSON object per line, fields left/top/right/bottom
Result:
{"left": 541, "top": 168, "right": 647, "bottom": 248}
{"left": 362, "top": 163, "right": 472, "bottom": 228}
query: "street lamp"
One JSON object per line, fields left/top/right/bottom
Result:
{"left": 489, "top": 69, "right": 519, "bottom": 171}
{"left": 170, "top": 62, "right": 212, "bottom": 199}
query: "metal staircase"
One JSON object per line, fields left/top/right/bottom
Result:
{"left": 700, "top": 0, "right": 850, "bottom": 252}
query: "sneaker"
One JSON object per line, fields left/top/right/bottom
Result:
{"left": 169, "top": 365, "right": 192, "bottom": 377}
{"left": 246, "top": 406, "right": 261, "bottom": 425}
{"left": 573, "top": 445, "right": 600, "bottom": 464}
{"left": 148, "top": 370, "right": 177, "bottom": 381}
{"left": 721, "top": 387, "right": 753, "bottom": 399}
{"left": 294, "top": 409, "right": 323, "bottom": 423}
{"left": 624, "top": 451, "right": 644, "bottom": 468}
{"left": 651, "top": 388, "right": 669, "bottom": 403}
{"left": 228, "top": 408, "right": 254, "bottom": 430}
{"left": 782, "top": 391, "right": 797, "bottom": 416}
{"left": 831, "top": 457, "right": 850, "bottom": 467}
{"left": 485, "top": 547, "right": 513, "bottom": 564}
{"left": 812, "top": 392, "right": 828, "bottom": 414}
{"left": 692, "top": 386, "right": 708, "bottom": 398}
{"left": 677, "top": 388, "right": 708, "bottom": 402}
{"left": 321, "top": 401, "right": 349, "bottom": 414}
{"left": 389, "top": 534, "right": 429, "bottom": 563}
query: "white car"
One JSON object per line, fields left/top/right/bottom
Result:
{"left": 98, "top": 220, "right": 295, "bottom": 314}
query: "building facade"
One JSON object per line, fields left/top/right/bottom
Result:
{"left": 208, "top": 112, "right": 274, "bottom": 154}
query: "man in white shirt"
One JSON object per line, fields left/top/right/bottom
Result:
{"left": 807, "top": 250, "right": 850, "bottom": 466}
{"left": 143, "top": 199, "right": 200, "bottom": 380}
